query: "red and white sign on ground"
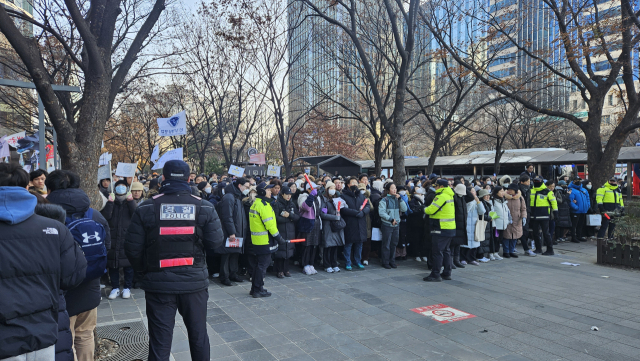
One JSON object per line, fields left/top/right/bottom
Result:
{"left": 411, "top": 304, "right": 476, "bottom": 324}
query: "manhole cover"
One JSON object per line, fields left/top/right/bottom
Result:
{"left": 96, "top": 321, "right": 148, "bottom": 361}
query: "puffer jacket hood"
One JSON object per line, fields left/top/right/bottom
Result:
{"left": 604, "top": 182, "right": 619, "bottom": 191}
{"left": 224, "top": 181, "right": 241, "bottom": 199}
{"left": 0, "top": 187, "right": 37, "bottom": 224}
{"left": 47, "top": 188, "right": 90, "bottom": 215}
{"left": 34, "top": 203, "right": 67, "bottom": 223}
{"left": 437, "top": 186, "right": 455, "bottom": 198}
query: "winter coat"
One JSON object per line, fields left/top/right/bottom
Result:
{"left": 568, "top": 183, "right": 590, "bottom": 214}
{"left": 47, "top": 188, "right": 110, "bottom": 317}
{"left": 478, "top": 199, "right": 493, "bottom": 255}
{"left": 491, "top": 197, "right": 512, "bottom": 230}
{"left": 463, "top": 200, "right": 486, "bottom": 248}
{"left": 124, "top": 189, "right": 224, "bottom": 294}
{"left": 369, "top": 189, "right": 383, "bottom": 228}
{"left": 33, "top": 203, "right": 75, "bottom": 361}
{"left": 319, "top": 195, "right": 345, "bottom": 248}
{"left": 273, "top": 196, "right": 299, "bottom": 259}
{"left": 378, "top": 194, "right": 407, "bottom": 228}
{"left": 340, "top": 188, "right": 371, "bottom": 244}
{"left": 101, "top": 197, "right": 137, "bottom": 269}
{"left": 519, "top": 183, "right": 532, "bottom": 218}
{"left": 451, "top": 195, "right": 468, "bottom": 246}
{"left": 407, "top": 196, "right": 426, "bottom": 241}
{"left": 216, "top": 183, "right": 246, "bottom": 254}
{"left": 504, "top": 194, "right": 527, "bottom": 239}
{"left": 297, "top": 193, "right": 322, "bottom": 246}
{"left": 0, "top": 188, "right": 86, "bottom": 360}
{"left": 556, "top": 189, "right": 572, "bottom": 228}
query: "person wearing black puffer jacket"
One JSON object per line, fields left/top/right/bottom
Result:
{"left": 0, "top": 163, "right": 86, "bottom": 361}
{"left": 340, "top": 177, "right": 371, "bottom": 270}
{"left": 216, "top": 179, "right": 251, "bottom": 286}
{"left": 46, "top": 170, "right": 111, "bottom": 361}
{"left": 32, "top": 194, "right": 80, "bottom": 361}
{"left": 451, "top": 184, "right": 468, "bottom": 269}
{"left": 272, "top": 185, "right": 299, "bottom": 278}
{"left": 125, "top": 160, "right": 224, "bottom": 361}
{"left": 102, "top": 179, "right": 138, "bottom": 299}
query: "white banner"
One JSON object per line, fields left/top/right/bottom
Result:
{"left": 228, "top": 165, "right": 244, "bottom": 177}
{"left": 6, "top": 131, "right": 25, "bottom": 148}
{"left": 157, "top": 111, "right": 187, "bottom": 137}
{"left": 115, "top": 162, "right": 138, "bottom": 177}
{"left": 0, "top": 136, "right": 10, "bottom": 158}
{"left": 97, "top": 164, "right": 111, "bottom": 182}
{"left": 99, "top": 152, "right": 112, "bottom": 166}
{"left": 267, "top": 165, "right": 280, "bottom": 177}
{"left": 150, "top": 144, "right": 160, "bottom": 163}
{"left": 152, "top": 148, "right": 183, "bottom": 170}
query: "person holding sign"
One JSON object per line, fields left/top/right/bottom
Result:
{"left": 217, "top": 178, "right": 251, "bottom": 286}
{"left": 248, "top": 184, "right": 285, "bottom": 298}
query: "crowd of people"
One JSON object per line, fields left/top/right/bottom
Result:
{"left": 0, "top": 160, "right": 626, "bottom": 361}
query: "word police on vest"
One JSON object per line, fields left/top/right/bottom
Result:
{"left": 160, "top": 204, "right": 196, "bottom": 220}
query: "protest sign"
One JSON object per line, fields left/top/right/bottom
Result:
{"left": 152, "top": 148, "right": 183, "bottom": 170}
{"left": 228, "top": 165, "right": 244, "bottom": 177}
{"left": 97, "top": 164, "right": 111, "bottom": 182}
{"left": 150, "top": 144, "right": 160, "bottom": 163}
{"left": 6, "top": 131, "right": 25, "bottom": 148}
{"left": 115, "top": 162, "right": 138, "bottom": 177}
{"left": 267, "top": 165, "right": 280, "bottom": 176}
{"left": 99, "top": 152, "right": 112, "bottom": 166}
{"left": 157, "top": 111, "right": 187, "bottom": 137}
{"left": 249, "top": 153, "right": 266, "bottom": 165}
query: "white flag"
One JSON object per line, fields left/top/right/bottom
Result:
{"left": 157, "top": 111, "right": 187, "bottom": 137}
{"left": 150, "top": 144, "right": 160, "bottom": 163}
{"left": 152, "top": 148, "right": 183, "bottom": 170}
{"left": 99, "top": 152, "right": 112, "bottom": 166}
{"left": 115, "top": 162, "right": 138, "bottom": 178}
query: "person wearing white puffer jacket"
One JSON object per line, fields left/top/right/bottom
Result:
{"left": 490, "top": 186, "right": 512, "bottom": 261}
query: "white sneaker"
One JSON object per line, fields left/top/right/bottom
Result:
{"left": 422, "top": 257, "right": 429, "bottom": 262}
{"left": 108, "top": 289, "right": 120, "bottom": 300}
{"left": 489, "top": 254, "right": 496, "bottom": 261}
{"left": 526, "top": 250, "right": 537, "bottom": 257}
{"left": 493, "top": 253, "right": 503, "bottom": 260}
{"left": 310, "top": 266, "right": 318, "bottom": 274}
{"left": 415, "top": 257, "right": 422, "bottom": 262}
{"left": 363, "top": 260, "right": 369, "bottom": 265}
{"left": 303, "top": 265, "right": 311, "bottom": 275}
{"left": 122, "top": 288, "right": 131, "bottom": 299}
{"left": 100, "top": 284, "right": 106, "bottom": 289}
{"left": 325, "top": 267, "right": 334, "bottom": 273}
{"left": 479, "top": 257, "right": 490, "bottom": 263}
{"left": 333, "top": 267, "right": 341, "bottom": 272}
{"left": 213, "top": 273, "right": 220, "bottom": 277}
{"left": 460, "top": 260, "right": 467, "bottom": 265}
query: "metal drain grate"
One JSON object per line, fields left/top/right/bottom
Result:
{"left": 96, "top": 321, "right": 148, "bottom": 361}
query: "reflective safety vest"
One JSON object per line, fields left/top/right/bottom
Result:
{"left": 145, "top": 193, "right": 205, "bottom": 272}
{"left": 249, "top": 196, "right": 280, "bottom": 254}
{"left": 596, "top": 183, "right": 624, "bottom": 212}
{"left": 424, "top": 187, "right": 456, "bottom": 236}
{"left": 529, "top": 184, "right": 558, "bottom": 219}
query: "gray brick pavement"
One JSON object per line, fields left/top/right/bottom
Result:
{"left": 97, "top": 241, "right": 640, "bottom": 361}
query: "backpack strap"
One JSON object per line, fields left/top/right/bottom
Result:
{"left": 85, "top": 208, "right": 93, "bottom": 219}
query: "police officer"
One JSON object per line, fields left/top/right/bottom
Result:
{"left": 529, "top": 176, "right": 558, "bottom": 255}
{"left": 423, "top": 179, "right": 456, "bottom": 282}
{"left": 596, "top": 177, "right": 625, "bottom": 240}
{"left": 248, "top": 183, "right": 284, "bottom": 298}
{"left": 125, "top": 160, "right": 223, "bottom": 361}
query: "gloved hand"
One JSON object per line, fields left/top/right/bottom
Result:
{"left": 310, "top": 189, "right": 317, "bottom": 197}
{"left": 620, "top": 207, "right": 625, "bottom": 216}
{"left": 522, "top": 218, "right": 526, "bottom": 227}
{"left": 553, "top": 211, "right": 559, "bottom": 220}
{"left": 126, "top": 191, "right": 133, "bottom": 201}
{"left": 108, "top": 193, "right": 115, "bottom": 202}
{"left": 286, "top": 239, "right": 291, "bottom": 243}
{"left": 321, "top": 208, "right": 328, "bottom": 214}
{"left": 356, "top": 211, "right": 364, "bottom": 218}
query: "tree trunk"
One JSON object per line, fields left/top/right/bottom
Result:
{"left": 426, "top": 138, "right": 441, "bottom": 176}
{"left": 584, "top": 114, "right": 627, "bottom": 188}
{"left": 373, "top": 137, "right": 383, "bottom": 177}
{"left": 391, "top": 121, "right": 406, "bottom": 184}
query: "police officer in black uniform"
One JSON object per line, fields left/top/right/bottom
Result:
{"left": 125, "top": 160, "right": 223, "bottom": 361}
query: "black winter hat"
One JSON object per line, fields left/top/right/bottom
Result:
{"left": 163, "top": 160, "right": 190, "bottom": 181}
{"left": 197, "top": 181, "right": 208, "bottom": 191}
{"left": 508, "top": 183, "right": 520, "bottom": 192}
{"left": 436, "top": 179, "right": 449, "bottom": 187}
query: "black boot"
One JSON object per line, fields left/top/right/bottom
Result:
{"left": 453, "top": 255, "right": 465, "bottom": 268}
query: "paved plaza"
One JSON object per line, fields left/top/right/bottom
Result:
{"left": 97, "top": 241, "right": 640, "bottom": 361}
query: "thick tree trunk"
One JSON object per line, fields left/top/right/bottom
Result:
{"left": 373, "top": 137, "right": 383, "bottom": 177}
{"left": 584, "top": 116, "right": 626, "bottom": 189}
{"left": 391, "top": 121, "right": 406, "bottom": 184}
{"left": 426, "top": 138, "right": 441, "bottom": 176}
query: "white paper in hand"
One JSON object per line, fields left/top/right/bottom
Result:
{"left": 115, "top": 162, "right": 137, "bottom": 177}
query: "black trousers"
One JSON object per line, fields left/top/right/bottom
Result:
{"left": 323, "top": 246, "right": 338, "bottom": 268}
{"left": 598, "top": 217, "right": 616, "bottom": 238}
{"left": 570, "top": 213, "right": 586, "bottom": 241}
{"left": 301, "top": 245, "right": 316, "bottom": 267}
{"left": 273, "top": 258, "right": 289, "bottom": 273}
{"left": 520, "top": 218, "right": 530, "bottom": 251}
{"left": 429, "top": 234, "right": 452, "bottom": 278}
{"left": 220, "top": 253, "right": 239, "bottom": 281}
{"left": 249, "top": 253, "right": 271, "bottom": 293}
{"left": 146, "top": 290, "right": 209, "bottom": 361}
{"left": 205, "top": 250, "right": 219, "bottom": 277}
{"left": 530, "top": 219, "right": 553, "bottom": 252}
{"left": 491, "top": 229, "right": 503, "bottom": 254}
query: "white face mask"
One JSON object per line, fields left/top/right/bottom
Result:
{"left": 417, "top": 188, "right": 426, "bottom": 195}
{"left": 399, "top": 191, "right": 406, "bottom": 196}
{"left": 486, "top": 181, "right": 492, "bottom": 185}
{"left": 360, "top": 190, "right": 365, "bottom": 194}
{"left": 328, "top": 189, "right": 336, "bottom": 196}
{"left": 586, "top": 184, "right": 592, "bottom": 189}
{"left": 204, "top": 187, "right": 211, "bottom": 194}
{"left": 242, "top": 188, "right": 250, "bottom": 195}
{"left": 115, "top": 185, "right": 127, "bottom": 195}
{"left": 408, "top": 183, "right": 414, "bottom": 187}
{"left": 415, "top": 194, "right": 424, "bottom": 201}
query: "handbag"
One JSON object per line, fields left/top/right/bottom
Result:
{"left": 475, "top": 214, "right": 487, "bottom": 242}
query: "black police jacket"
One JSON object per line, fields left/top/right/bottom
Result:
{"left": 125, "top": 190, "right": 224, "bottom": 294}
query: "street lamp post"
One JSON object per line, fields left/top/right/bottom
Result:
{"left": 0, "top": 78, "right": 81, "bottom": 170}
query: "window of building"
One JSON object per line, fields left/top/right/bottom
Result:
{"left": 603, "top": 115, "right": 611, "bottom": 124}
{"left": 608, "top": 94, "right": 614, "bottom": 106}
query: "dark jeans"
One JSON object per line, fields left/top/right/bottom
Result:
{"left": 343, "top": 243, "right": 362, "bottom": 267}
{"left": 219, "top": 253, "right": 239, "bottom": 281}
{"left": 109, "top": 266, "right": 134, "bottom": 289}
{"left": 460, "top": 247, "right": 477, "bottom": 262}
{"left": 249, "top": 253, "right": 271, "bottom": 293}
{"left": 408, "top": 231, "right": 428, "bottom": 258}
{"left": 598, "top": 217, "right": 616, "bottom": 238}
{"left": 361, "top": 240, "right": 371, "bottom": 261}
{"left": 429, "top": 234, "right": 452, "bottom": 278}
{"left": 323, "top": 246, "right": 339, "bottom": 268}
{"left": 491, "top": 229, "right": 503, "bottom": 254}
{"left": 301, "top": 245, "right": 316, "bottom": 267}
{"left": 205, "top": 250, "right": 219, "bottom": 277}
{"left": 273, "top": 258, "right": 289, "bottom": 274}
{"left": 381, "top": 224, "right": 399, "bottom": 266}
{"left": 530, "top": 219, "right": 553, "bottom": 252}
{"left": 520, "top": 218, "right": 530, "bottom": 251}
{"left": 146, "top": 290, "right": 209, "bottom": 361}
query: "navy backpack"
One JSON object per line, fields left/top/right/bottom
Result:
{"left": 66, "top": 208, "right": 108, "bottom": 281}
